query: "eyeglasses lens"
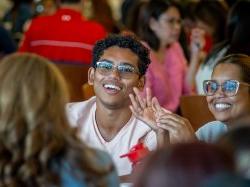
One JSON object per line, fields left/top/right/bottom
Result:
{"left": 222, "top": 80, "right": 238, "bottom": 96}
{"left": 204, "top": 80, "right": 239, "bottom": 96}
{"left": 204, "top": 81, "right": 217, "bottom": 96}
{"left": 96, "top": 61, "right": 138, "bottom": 78}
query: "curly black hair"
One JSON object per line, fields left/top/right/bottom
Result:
{"left": 92, "top": 34, "right": 151, "bottom": 76}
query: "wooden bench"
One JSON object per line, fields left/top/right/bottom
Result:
{"left": 54, "top": 62, "right": 90, "bottom": 102}
{"left": 180, "top": 95, "right": 215, "bottom": 130}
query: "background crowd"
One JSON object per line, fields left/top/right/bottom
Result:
{"left": 0, "top": 0, "right": 250, "bottom": 187}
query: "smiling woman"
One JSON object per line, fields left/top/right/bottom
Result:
{"left": 196, "top": 54, "right": 250, "bottom": 142}
{"left": 127, "top": 54, "right": 250, "bottom": 145}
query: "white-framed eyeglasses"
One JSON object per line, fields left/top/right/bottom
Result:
{"left": 203, "top": 79, "right": 250, "bottom": 97}
{"left": 96, "top": 60, "right": 140, "bottom": 79}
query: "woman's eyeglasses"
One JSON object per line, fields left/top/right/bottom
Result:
{"left": 203, "top": 80, "right": 250, "bottom": 97}
{"left": 96, "top": 60, "right": 139, "bottom": 79}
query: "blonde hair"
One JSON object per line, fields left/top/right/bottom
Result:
{"left": 0, "top": 53, "right": 114, "bottom": 186}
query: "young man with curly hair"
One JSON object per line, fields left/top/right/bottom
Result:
{"left": 66, "top": 34, "right": 156, "bottom": 178}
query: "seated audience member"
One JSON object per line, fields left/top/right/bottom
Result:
{"left": 66, "top": 34, "right": 180, "bottom": 177}
{"left": 196, "top": 54, "right": 250, "bottom": 142}
{"left": 2, "top": 0, "right": 33, "bottom": 43}
{"left": 90, "top": 0, "right": 119, "bottom": 33}
{"left": 189, "top": 1, "right": 250, "bottom": 93}
{"left": 19, "top": 0, "right": 107, "bottom": 64}
{"left": 120, "top": 0, "right": 140, "bottom": 31}
{"left": 130, "top": 54, "right": 250, "bottom": 143}
{"left": 192, "top": 0, "right": 228, "bottom": 52}
{"left": 0, "top": 24, "right": 16, "bottom": 57}
{"left": 134, "top": 142, "right": 235, "bottom": 187}
{"left": 0, "top": 53, "right": 119, "bottom": 186}
{"left": 217, "top": 124, "right": 250, "bottom": 179}
{"left": 137, "top": 0, "right": 191, "bottom": 112}
{"left": 183, "top": 1, "right": 228, "bottom": 88}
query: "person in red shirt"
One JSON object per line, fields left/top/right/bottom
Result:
{"left": 19, "top": 0, "right": 107, "bottom": 64}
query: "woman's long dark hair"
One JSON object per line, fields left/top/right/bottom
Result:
{"left": 137, "top": 0, "right": 178, "bottom": 51}
{"left": 193, "top": 0, "right": 227, "bottom": 44}
{"left": 225, "top": 0, "right": 250, "bottom": 55}
{"left": 204, "top": 1, "right": 250, "bottom": 66}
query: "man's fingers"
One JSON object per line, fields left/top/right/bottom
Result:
{"left": 152, "top": 97, "right": 161, "bottom": 112}
{"left": 129, "top": 94, "right": 141, "bottom": 113}
{"left": 133, "top": 87, "right": 146, "bottom": 108}
{"left": 129, "top": 105, "right": 139, "bottom": 117}
{"left": 157, "top": 113, "right": 184, "bottom": 125}
{"left": 162, "top": 108, "right": 172, "bottom": 114}
{"left": 157, "top": 123, "right": 178, "bottom": 134}
{"left": 146, "top": 87, "right": 152, "bottom": 107}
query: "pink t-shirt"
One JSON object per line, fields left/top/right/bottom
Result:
{"left": 66, "top": 97, "right": 157, "bottom": 176}
{"left": 144, "top": 42, "right": 191, "bottom": 112}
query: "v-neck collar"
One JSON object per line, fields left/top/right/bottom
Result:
{"left": 91, "top": 104, "right": 135, "bottom": 147}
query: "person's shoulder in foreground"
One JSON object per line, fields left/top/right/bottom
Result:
{"left": 56, "top": 148, "right": 119, "bottom": 187}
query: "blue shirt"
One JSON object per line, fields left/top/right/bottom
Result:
{"left": 53, "top": 149, "right": 119, "bottom": 187}
{"left": 195, "top": 121, "right": 228, "bottom": 143}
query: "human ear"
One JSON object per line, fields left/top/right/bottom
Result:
{"left": 149, "top": 17, "right": 158, "bottom": 32}
{"left": 88, "top": 67, "right": 95, "bottom": 85}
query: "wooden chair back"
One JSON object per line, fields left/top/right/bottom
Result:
{"left": 55, "top": 62, "right": 90, "bottom": 102}
{"left": 82, "top": 83, "right": 95, "bottom": 100}
{"left": 180, "top": 95, "right": 215, "bottom": 130}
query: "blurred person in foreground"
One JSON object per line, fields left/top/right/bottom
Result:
{"left": 217, "top": 122, "right": 250, "bottom": 179}
{"left": 19, "top": 0, "right": 107, "bottom": 64}
{"left": 134, "top": 142, "right": 235, "bottom": 187}
{"left": 202, "top": 172, "right": 250, "bottom": 187}
{"left": 0, "top": 53, "right": 119, "bottom": 186}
